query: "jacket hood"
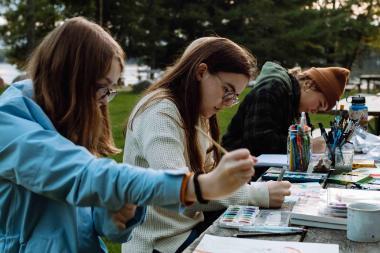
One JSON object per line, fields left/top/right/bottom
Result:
{"left": 254, "top": 61, "right": 292, "bottom": 90}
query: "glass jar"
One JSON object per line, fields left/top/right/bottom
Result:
{"left": 287, "top": 125, "right": 311, "bottom": 172}
{"left": 334, "top": 144, "right": 354, "bottom": 173}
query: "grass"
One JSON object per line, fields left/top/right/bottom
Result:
{"left": 0, "top": 86, "right": 371, "bottom": 252}
{"left": 108, "top": 91, "right": 143, "bottom": 162}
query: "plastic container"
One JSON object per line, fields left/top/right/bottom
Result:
{"left": 287, "top": 125, "right": 311, "bottom": 172}
{"left": 348, "top": 96, "right": 368, "bottom": 131}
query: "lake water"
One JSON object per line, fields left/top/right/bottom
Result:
{"left": 0, "top": 63, "right": 20, "bottom": 84}
{"left": 0, "top": 62, "right": 147, "bottom": 85}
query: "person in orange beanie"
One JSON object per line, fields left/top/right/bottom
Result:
{"left": 222, "top": 61, "right": 349, "bottom": 179}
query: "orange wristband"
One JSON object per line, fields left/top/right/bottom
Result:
{"left": 180, "top": 172, "right": 194, "bottom": 206}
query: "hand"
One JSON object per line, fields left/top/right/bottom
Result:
{"left": 199, "top": 149, "right": 255, "bottom": 200}
{"left": 311, "top": 136, "right": 326, "bottom": 154}
{"left": 267, "top": 181, "right": 291, "bottom": 208}
{"left": 111, "top": 204, "right": 137, "bottom": 230}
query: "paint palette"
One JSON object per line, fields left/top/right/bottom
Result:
{"left": 218, "top": 205, "right": 259, "bottom": 228}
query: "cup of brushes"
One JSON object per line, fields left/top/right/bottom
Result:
{"left": 319, "top": 107, "right": 359, "bottom": 173}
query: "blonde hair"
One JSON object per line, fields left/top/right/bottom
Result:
{"left": 28, "top": 17, "right": 124, "bottom": 156}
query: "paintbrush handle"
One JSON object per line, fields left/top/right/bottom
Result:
{"left": 195, "top": 126, "right": 229, "bottom": 155}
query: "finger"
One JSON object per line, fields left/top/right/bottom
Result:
{"left": 233, "top": 168, "right": 255, "bottom": 181}
{"left": 119, "top": 205, "right": 137, "bottom": 217}
{"left": 234, "top": 170, "right": 255, "bottom": 183}
{"left": 224, "top": 149, "right": 251, "bottom": 160}
{"left": 251, "top": 166, "right": 255, "bottom": 176}
{"left": 119, "top": 203, "right": 137, "bottom": 212}
{"left": 113, "top": 212, "right": 127, "bottom": 224}
{"left": 281, "top": 181, "right": 292, "bottom": 187}
{"left": 113, "top": 220, "right": 126, "bottom": 230}
{"left": 226, "top": 159, "right": 255, "bottom": 172}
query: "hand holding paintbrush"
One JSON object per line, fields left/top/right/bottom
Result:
{"left": 195, "top": 126, "right": 256, "bottom": 198}
{"left": 195, "top": 126, "right": 291, "bottom": 207}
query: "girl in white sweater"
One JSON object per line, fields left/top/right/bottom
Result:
{"left": 122, "top": 37, "right": 291, "bottom": 253}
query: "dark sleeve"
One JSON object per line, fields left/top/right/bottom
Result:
{"left": 222, "top": 92, "right": 253, "bottom": 151}
{"left": 241, "top": 83, "right": 290, "bottom": 156}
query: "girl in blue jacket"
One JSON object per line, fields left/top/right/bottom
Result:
{"left": 0, "top": 17, "right": 255, "bottom": 253}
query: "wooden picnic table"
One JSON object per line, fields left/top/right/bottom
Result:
{"left": 184, "top": 173, "right": 380, "bottom": 252}
{"left": 333, "top": 93, "right": 380, "bottom": 116}
{"left": 184, "top": 221, "right": 380, "bottom": 252}
{"left": 358, "top": 74, "right": 380, "bottom": 93}
{"left": 184, "top": 201, "right": 380, "bottom": 253}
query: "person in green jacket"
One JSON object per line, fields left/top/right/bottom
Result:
{"left": 222, "top": 61, "right": 349, "bottom": 177}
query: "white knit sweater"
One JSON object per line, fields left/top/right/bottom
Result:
{"left": 121, "top": 91, "right": 269, "bottom": 253}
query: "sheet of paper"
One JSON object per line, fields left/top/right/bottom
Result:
{"left": 256, "top": 154, "right": 288, "bottom": 167}
{"left": 194, "top": 234, "right": 339, "bottom": 253}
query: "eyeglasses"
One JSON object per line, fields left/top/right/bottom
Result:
{"left": 214, "top": 74, "right": 239, "bottom": 107}
{"left": 97, "top": 87, "right": 117, "bottom": 103}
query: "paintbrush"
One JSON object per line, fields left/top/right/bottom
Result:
{"left": 195, "top": 126, "right": 229, "bottom": 155}
{"left": 195, "top": 126, "right": 255, "bottom": 180}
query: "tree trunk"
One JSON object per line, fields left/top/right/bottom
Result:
{"left": 25, "top": 0, "right": 36, "bottom": 54}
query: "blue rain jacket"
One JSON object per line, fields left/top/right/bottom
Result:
{"left": 0, "top": 80, "right": 185, "bottom": 253}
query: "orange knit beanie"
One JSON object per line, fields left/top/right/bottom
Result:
{"left": 303, "top": 67, "right": 350, "bottom": 110}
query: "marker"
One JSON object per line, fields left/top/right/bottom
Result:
{"left": 239, "top": 226, "right": 307, "bottom": 233}
{"left": 277, "top": 166, "right": 286, "bottom": 181}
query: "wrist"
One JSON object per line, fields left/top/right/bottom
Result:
{"left": 193, "top": 172, "right": 209, "bottom": 204}
{"left": 197, "top": 172, "right": 214, "bottom": 200}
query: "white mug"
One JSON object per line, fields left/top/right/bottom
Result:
{"left": 347, "top": 201, "right": 380, "bottom": 242}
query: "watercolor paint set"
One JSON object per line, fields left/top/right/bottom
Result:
{"left": 218, "top": 205, "right": 259, "bottom": 229}
{"left": 262, "top": 169, "right": 326, "bottom": 183}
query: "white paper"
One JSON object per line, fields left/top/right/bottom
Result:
{"left": 194, "top": 234, "right": 339, "bottom": 253}
{"left": 256, "top": 154, "right": 288, "bottom": 167}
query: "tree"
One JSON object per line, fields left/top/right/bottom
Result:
{"left": 0, "top": 0, "right": 64, "bottom": 68}
{"left": 0, "top": 0, "right": 378, "bottom": 70}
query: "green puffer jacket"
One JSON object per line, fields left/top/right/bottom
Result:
{"left": 222, "top": 61, "right": 301, "bottom": 156}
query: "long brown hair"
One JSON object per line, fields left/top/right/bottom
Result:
{"left": 28, "top": 17, "right": 124, "bottom": 156}
{"left": 128, "top": 36, "right": 257, "bottom": 173}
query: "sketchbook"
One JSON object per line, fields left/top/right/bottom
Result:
{"left": 194, "top": 234, "right": 339, "bottom": 253}
{"left": 290, "top": 187, "right": 380, "bottom": 230}
{"left": 289, "top": 218, "right": 346, "bottom": 230}
{"left": 256, "top": 154, "right": 288, "bottom": 167}
{"left": 290, "top": 186, "right": 346, "bottom": 230}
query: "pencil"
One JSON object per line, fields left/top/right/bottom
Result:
{"left": 195, "top": 126, "right": 229, "bottom": 155}
{"left": 277, "top": 166, "right": 286, "bottom": 181}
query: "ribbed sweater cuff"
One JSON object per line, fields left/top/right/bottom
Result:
{"left": 247, "top": 182, "right": 270, "bottom": 208}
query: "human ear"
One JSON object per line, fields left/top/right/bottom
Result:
{"left": 196, "top": 63, "right": 208, "bottom": 81}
